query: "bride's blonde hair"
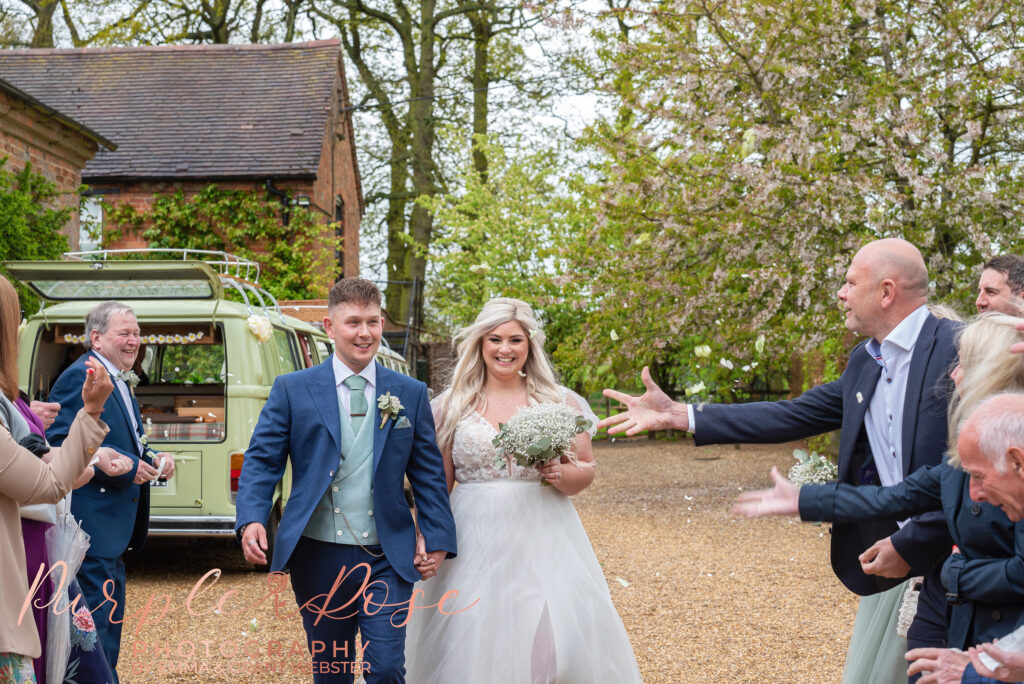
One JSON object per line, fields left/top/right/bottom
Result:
{"left": 947, "top": 312, "right": 1024, "bottom": 465}
{"left": 435, "top": 298, "right": 562, "bottom": 455}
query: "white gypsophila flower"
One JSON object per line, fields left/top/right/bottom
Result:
{"left": 787, "top": 449, "right": 838, "bottom": 486}
{"left": 492, "top": 402, "right": 590, "bottom": 469}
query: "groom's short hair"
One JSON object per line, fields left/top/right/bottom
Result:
{"left": 328, "top": 278, "right": 382, "bottom": 311}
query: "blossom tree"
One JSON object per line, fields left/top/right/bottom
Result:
{"left": 571, "top": 0, "right": 1024, "bottom": 394}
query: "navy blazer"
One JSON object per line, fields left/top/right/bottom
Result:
{"left": 234, "top": 359, "right": 457, "bottom": 581}
{"left": 695, "top": 314, "right": 958, "bottom": 595}
{"left": 47, "top": 350, "right": 154, "bottom": 558}
{"left": 800, "top": 465, "right": 1024, "bottom": 649}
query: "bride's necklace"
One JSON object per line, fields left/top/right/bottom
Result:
{"left": 488, "top": 386, "right": 526, "bottom": 406}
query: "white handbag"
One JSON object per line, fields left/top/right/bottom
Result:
{"left": 19, "top": 502, "right": 57, "bottom": 524}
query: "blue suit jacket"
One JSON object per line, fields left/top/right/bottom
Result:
{"left": 47, "top": 351, "right": 153, "bottom": 558}
{"left": 234, "top": 358, "right": 457, "bottom": 580}
{"left": 695, "top": 314, "right": 957, "bottom": 595}
{"left": 800, "top": 464, "right": 1024, "bottom": 649}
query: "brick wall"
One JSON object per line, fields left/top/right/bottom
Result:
{"left": 310, "top": 64, "right": 362, "bottom": 280}
{"left": 0, "top": 87, "right": 100, "bottom": 244}
{"left": 98, "top": 179, "right": 338, "bottom": 292}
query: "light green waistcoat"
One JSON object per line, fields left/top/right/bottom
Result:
{"left": 302, "top": 394, "right": 379, "bottom": 544}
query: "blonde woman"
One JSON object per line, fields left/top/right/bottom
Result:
{"left": 405, "top": 298, "right": 642, "bottom": 683}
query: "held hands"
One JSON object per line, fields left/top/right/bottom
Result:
{"left": 241, "top": 522, "right": 269, "bottom": 565}
{"left": 906, "top": 647, "right": 970, "bottom": 684}
{"left": 30, "top": 401, "right": 60, "bottom": 429}
{"left": 968, "top": 642, "right": 1024, "bottom": 682}
{"left": 732, "top": 467, "right": 801, "bottom": 517}
{"left": 598, "top": 366, "right": 688, "bottom": 436}
{"left": 860, "top": 536, "right": 911, "bottom": 578}
{"left": 413, "top": 533, "right": 445, "bottom": 580}
{"left": 81, "top": 358, "right": 114, "bottom": 418}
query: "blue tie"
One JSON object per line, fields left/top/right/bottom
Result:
{"left": 343, "top": 375, "right": 368, "bottom": 432}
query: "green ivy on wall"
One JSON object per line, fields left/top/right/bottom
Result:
{"left": 0, "top": 158, "right": 71, "bottom": 311}
{"left": 105, "top": 184, "right": 340, "bottom": 299}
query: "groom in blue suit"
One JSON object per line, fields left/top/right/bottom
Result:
{"left": 602, "top": 239, "right": 958, "bottom": 675}
{"left": 236, "top": 278, "right": 456, "bottom": 683}
{"left": 48, "top": 301, "right": 174, "bottom": 680}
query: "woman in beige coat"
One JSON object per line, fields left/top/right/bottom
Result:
{"left": 0, "top": 351, "right": 114, "bottom": 682}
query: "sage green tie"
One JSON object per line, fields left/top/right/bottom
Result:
{"left": 343, "top": 375, "right": 368, "bottom": 432}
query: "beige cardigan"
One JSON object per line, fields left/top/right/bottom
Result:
{"left": 0, "top": 408, "right": 107, "bottom": 658}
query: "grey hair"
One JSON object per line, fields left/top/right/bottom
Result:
{"left": 959, "top": 392, "right": 1024, "bottom": 473}
{"left": 83, "top": 301, "right": 136, "bottom": 350}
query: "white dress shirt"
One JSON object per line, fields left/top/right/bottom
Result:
{"left": 863, "top": 304, "right": 930, "bottom": 490}
{"left": 93, "top": 350, "right": 144, "bottom": 455}
{"left": 332, "top": 354, "right": 376, "bottom": 419}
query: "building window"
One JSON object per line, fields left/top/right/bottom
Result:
{"left": 79, "top": 195, "right": 103, "bottom": 252}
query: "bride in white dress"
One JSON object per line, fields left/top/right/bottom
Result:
{"left": 405, "top": 298, "right": 642, "bottom": 683}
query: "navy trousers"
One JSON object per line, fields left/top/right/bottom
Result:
{"left": 906, "top": 571, "right": 948, "bottom": 684}
{"left": 77, "top": 554, "right": 126, "bottom": 683}
{"left": 289, "top": 536, "right": 413, "bottom": 684}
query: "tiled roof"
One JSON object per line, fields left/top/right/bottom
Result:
{"left": 0, "top": 77, "right": 116, "bottom": 150}
{"left": 0, "top": 40, "right": 341, "bottom": 180}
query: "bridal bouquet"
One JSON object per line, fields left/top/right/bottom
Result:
{"left": 492, "top": 403, "right": 592, "bottom": 479}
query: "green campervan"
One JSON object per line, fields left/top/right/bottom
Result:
{"left": 8, "top": 254, "right": 410, "bottom": 557}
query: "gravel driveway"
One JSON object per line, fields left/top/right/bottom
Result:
{"left": 115, "top": 438, "right": 856, "bottom": 683}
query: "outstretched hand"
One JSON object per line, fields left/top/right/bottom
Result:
{"left": 732, "top": 466, "right": 800, "bottom": 517}
{"left": 598, "top": 367, "right": 688, "bottom": 436}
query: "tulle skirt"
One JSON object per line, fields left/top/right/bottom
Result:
{"left": 842, "top": 580, "right": 910, "bottom": 684}
{"left": 406, "top": 480, "right": 643, "bottom": 683}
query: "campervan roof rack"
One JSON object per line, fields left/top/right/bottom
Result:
{"left": 63, "top": 249, "right": 262, "bottom": 283}
{"left": 218, "top": 274, "right": 282, "bottom": 317}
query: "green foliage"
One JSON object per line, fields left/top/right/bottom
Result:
{"left": 0, "top": 158, "right": 70, "bottom": 310}
{"left": 158, "top": 344, "right": 225, "bottom": 385}
{"left": 419, "top": 135, "right": 603, "bottom": 387}
{"left": 566, "top": 0, "right": 1024, "bottom": 394}
{"left": 105, "top": 184, "right": 338, "bottom": 300}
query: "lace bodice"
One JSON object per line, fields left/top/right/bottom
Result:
{"left": 451, "top": 412, "right": 543, "bottom": 482}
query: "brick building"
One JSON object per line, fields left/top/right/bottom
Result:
{"left": 0, "top": 40, "right": 362, "bottom": 284}
{"left": 0, "top": 77, "right": 116, "bottom": 236}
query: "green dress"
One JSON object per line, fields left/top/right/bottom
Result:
{"left": 842, "top": 579, "right": 911, "bottom": 684}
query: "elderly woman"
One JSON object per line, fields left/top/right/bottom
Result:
{"left": 734, "top": 313, "right": 1024, "bottom": 678}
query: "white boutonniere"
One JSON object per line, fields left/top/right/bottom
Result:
{"left": 115, "top": 369, "right": 140, "bottom": 388}
{"left": 856, "top": 391, "right": 864, "bottom": 404}
{"left": 377, "top": 392, "right": 404, "bottom": 429}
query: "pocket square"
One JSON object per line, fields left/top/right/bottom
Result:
{"left": 395, "top": 416, "right": 412, "bottom": 429}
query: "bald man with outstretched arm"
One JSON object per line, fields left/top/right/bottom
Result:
{"left": 602, "top": 239, "right": 959, "bottom": 682}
